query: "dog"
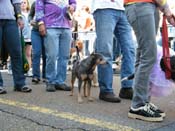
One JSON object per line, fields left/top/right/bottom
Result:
{"left": 70, "top": 53, "right": 106, "bottom": 103}
{"left": 67, "top": 40, "right": 84, "bottom": 71}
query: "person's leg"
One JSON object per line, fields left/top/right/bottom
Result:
{"left": 55, "top": 28, "right": 71, "bottom": 91}
{"left": 31, "top": 29, "right": 42, "bottom": 81}
{"left": 41, "top": 36, "right": 46, "bottom": 81}
{"left": 125, "top": 3, "right": 163, "bottom": 121}
{"left": 0, "top": 20, "right": 6, "bottom": 94}
{"left": 25, "top": 43, "right": 32, "bottom": 76}
{"left": 93, "top": 9, "right": 120, "bottom": 102}
{"left": 44, "top": 29, "right": 58, "bottom": 91}
{"left": 5, "top": 20, "right": 25, "bottom": 87}
{"left": 114, "top": 11, "right": 135, "bottom": 99}
{"left": 4, "top": 20, "right": 31, "bottom": 92}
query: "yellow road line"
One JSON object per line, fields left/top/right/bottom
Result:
{"left": 0, "top": 98, "right": 138, "bottom": 131}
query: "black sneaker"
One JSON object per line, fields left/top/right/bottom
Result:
{"left": 55, "top": 84, "right": 71, "bottom": 91}
{"left": 128, "top": 104, "right": 163, "bottom": 122}
{"left": 99, "top": 92, "right": 121, "bottom": 103}
{"left": 146, "top": 103, "right": 166, "bottom": 118}
{"left": 46, "top": 84, "right": 56, "bottom": 92}
{"left": 32, "top": 78, "right": 40, "bottom": 84}
{"left": 0, "top": 87, "right": 7, "bottom": 94}
{"left": 119, "top": 88, "right": 133, "bottom": 100}
{"left": 14, "top": 85, "right": 32, "bottom": 93}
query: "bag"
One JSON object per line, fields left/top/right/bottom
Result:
{"left": 20, "top": 30, "right": 29, "bottom": 73}
{"left": 160, "top": 15, "right": 175, "bottom": 81}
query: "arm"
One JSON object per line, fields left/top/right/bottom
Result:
{"left": 28, "top": 2, "right": 35, "bottom": 23}
{"left": 35, "top": 0, "right": 46, "bottom": 36}
{"left": 155, "top": 0, "right": 175, "bottom": 26}
{"left": 11, "top": 0, "right": 24, "bottom": 29}
{"left": 68, "top": 0, "right": 77, "bottom": 14}
{"left": 155, "top": 0, "right": 171, "bottom": 16}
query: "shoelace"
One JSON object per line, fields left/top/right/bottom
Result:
{"left": 146, "top": 103, "right": 158, "bottom": 111}
{"left": 143, "top": 104, "right": 155, "bottom": 116}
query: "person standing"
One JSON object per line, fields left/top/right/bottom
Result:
{"left": 21, "top": 0, "right": 33, "bottom": 77}
{"left": 124, "top": 0, "right": 175, "bottom": 121}
{"left": 29, "top": 1, "right": 46, "bottom": 84}
{"left": 0, "top": 0, "right": 32, "bottom": 94}
{"left": 91, "top": 0, "right": 135, "bottom": 102}
{"left": 36, "top": 0, "right": 77, "bottom": 92}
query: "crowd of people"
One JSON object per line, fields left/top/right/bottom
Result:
{"left": 0, "top": 0, "right": 175, "bottom": 123}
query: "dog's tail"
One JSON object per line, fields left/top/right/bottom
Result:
{"left": 121, "top": 74, "right": 134, "bottom": 82}
{"left": 75, "top": 45, "right": 80, "bottom": 60}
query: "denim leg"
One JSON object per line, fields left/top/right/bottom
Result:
{"left": 93, "top": 9, "right": 117, "bottom": 93}
{"left": 31, "top": 29, "right": 42, "bottom": 79}
{"left": 44, "top": 29, "right": 58, "bottom": 85}
{"left": 41, "top": 40, "right": 46, "bottom": 79}
{"left": 4, "top": 20, "right": 25, "bottom": 87}
{"left": 55, "top": 29, "right": 71, "bottom": 84}
{"left": 114, "top": 12, "right": 135, "bottom": 88}
{"left": 125, "top": 3, "right": 157, "bottom": 108}
{"left": 0, "top": 23, "right": 3, "bottom": 87}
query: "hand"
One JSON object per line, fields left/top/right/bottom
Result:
{"left": 167, "top": 14, "right": 175, "bottom": 26}
{"left": 68, "top": 5, "right": 74, "bottom": 14}
{"left": 17, "top": 17, "right": 24, "bottom": 29}
{"left": 30, "top": 20, "right": 36, "bottom": 26}
{"left": 39, "top": 24, "right": 46, "bottom": 36}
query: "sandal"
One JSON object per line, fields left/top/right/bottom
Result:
{"left": 14, "top": 85, "right": 32, "bottom": 93}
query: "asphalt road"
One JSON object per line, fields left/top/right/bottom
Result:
{"left": 0, "top": 71, "right": 175, "bottom": 131}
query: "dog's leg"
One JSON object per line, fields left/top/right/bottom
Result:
{"left": 92, "top": 70, "right": 98, "bottom": 87}
{"left": 83, "top": 81, "right": 87, "bottom": 97}
{"left": 78, "top": 80, "right": 83, "bottom": 103}
{"left": 87, "top": 80, "right": 93, "bottom": 102}
{"left": 70, "top": 74, "right": 76, "bottom": 96}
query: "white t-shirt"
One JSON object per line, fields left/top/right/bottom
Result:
{"left": 91, "top": 0, "right": 125, "bottom": 13}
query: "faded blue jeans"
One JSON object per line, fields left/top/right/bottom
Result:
{"left": 0, "top": 20, "right": 26, "bottom": 88}
{"left": 93, "top": 9, "right": 135, "bottom": 93}
{"left": 31, "top": 28, "right": 46, "bottom": 79}
{"left": 125, "top": 3, "right": 158, "bottom": 108}
{"left": 44, "top": 28, "right": 71, "bottom": 85}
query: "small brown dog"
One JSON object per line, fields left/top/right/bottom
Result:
{"left": 70, "top": 40, "right": 83, "bottom": 56}
{"left": 70, "top": 53, "right": 106, "bottom": 103}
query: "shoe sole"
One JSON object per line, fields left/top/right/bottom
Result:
{"left": 160, "top": 113, "right": 166, "bottom": 118}
{"left": 0, "top": 90, "right": 7, "bottom": 94}
{"left": 128, "top": 112, "right": 163, "bottom": 122}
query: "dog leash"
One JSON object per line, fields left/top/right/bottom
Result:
{"left": 162, "top": 15, "right": 172, "bottom": 79}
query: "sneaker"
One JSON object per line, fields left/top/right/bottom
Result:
{"left": 119, "top": 88, "right": 133, "bottom": 100}
{"left": 14, "top": 85, "right": 32, "bottom": 93}
{"left": 99, "top": 92, "right": 121, "bottom": 103}
{"left": 128, "top": 104, "right": 163, "bottom": 122}
{"left": 0, "top": 87, "right": 7, "bottom": 94}
{"left": 146, "top": 103, "right": 166, "bottom": 118}
{"left": 46, "top": 84, "right": 56, "bottom": 92}
{"left": 32, "top": 77, "right": 40, "bottom": 84}
{"left": 55, "top": 84, "right": 71, "bottom": 91}
{"left": 42, "top": 78, "right": 47, "bottom": 83}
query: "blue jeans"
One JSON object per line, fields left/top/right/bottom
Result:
{"left": 93, "top": 9, "right": 135, "bottom": 93}
{"left": 31, "top": 28, "right": 46, "bottom": 79}
{"left": 0, "top": 20, "right": 26, "bottom": 88}
{"left": 44, "top": 28, "right": 71, "bottom": 85}
{"left": 125, "top": 3, "right": 157, "bottom": 108}
{"left": 113, "top": 36, "right": 121, "bottom": 61}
